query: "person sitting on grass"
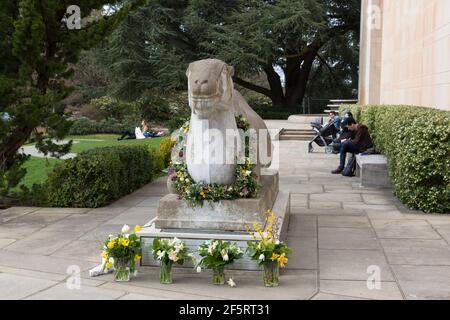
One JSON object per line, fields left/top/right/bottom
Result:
{"left": 117, "top": 120, "right": 164, "bottom": 140}
{"left": 331, "top": 117, "right": 373, "bottom": 174}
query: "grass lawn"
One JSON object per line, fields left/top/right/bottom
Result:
{"left": 68, "top": 134, "right": 164, "bottom": 153}
{"left": 16, "top": 134, "right": 164, "bottom": 190}
{"left": 14, "top": 157, "right": 62, "bottom": 191}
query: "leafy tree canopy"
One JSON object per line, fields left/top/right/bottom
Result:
{"left": 100, "top": 0, "right": 360, "bottom": 110}
{"left": 0, "top": 0, "right": 144, "bottom": 204}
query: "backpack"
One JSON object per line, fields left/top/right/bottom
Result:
{"left": 342, "top": 154, "right": 357, "bottom": 177}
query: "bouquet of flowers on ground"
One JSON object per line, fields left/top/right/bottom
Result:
{"left": 246, "top": 210, "right": 292, "bottom": 286}
{"left": 102, "top": 224, "right": 142, "bottom": 282}
{"left": 151, "top": 237, "right": 191, "bottom": 284}
{"left": 197, "top": 239, "right": 243, "bottom": 285}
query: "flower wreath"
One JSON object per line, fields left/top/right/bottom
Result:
{"left": 168, "top": 115, "right": 259, "bottom": 206}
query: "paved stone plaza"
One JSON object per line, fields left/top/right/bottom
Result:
{"left": 1, "top": 121, "right": 449, "bottom": 300}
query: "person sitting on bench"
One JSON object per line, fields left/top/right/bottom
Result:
{"left": 327, "top": 111, "right": 341, "bottom": 139}
{"left": 331, "top": 118, "right": 373, "bottom": 174}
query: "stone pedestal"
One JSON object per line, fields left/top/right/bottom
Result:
{"left": 155, "top": 170, "right": 279, "bottom": 231}
{"left": 137, "top": 190, "right": 290, "bottom": 270}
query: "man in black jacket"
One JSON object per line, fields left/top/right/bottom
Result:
{"left": 331, "top": 118, "right": 373, "bottom": 174}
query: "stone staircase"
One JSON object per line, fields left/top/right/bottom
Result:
{"left": 279, "top": 128, "right": 315, "bottom": 141}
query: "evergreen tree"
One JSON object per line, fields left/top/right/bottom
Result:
{"left": 0, "top": 0, "right": 144, "bottom": 203}
{"left": 101, "top": 0, "right": 360, "bottom": 110}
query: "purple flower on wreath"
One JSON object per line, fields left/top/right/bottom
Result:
{"left": 241, "top": 187, "right": 249, "bottom": 196}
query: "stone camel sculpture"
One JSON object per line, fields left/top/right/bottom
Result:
{"left": 185, "top": 58, "right": 272, "bottom": 185}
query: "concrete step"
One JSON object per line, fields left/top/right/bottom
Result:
{"left": 279, "top": 135, "right": 312, "bottom": 141}
{"left": 281, "top": 131, "right": 313, "bottom": 136}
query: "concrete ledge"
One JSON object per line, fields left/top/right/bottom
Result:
{"left": 155, "top": 171, "right": 279, "bottom": 231}
{"left": 138, "top": 190, "right": 290, "bottom": 270}
{"left": 356, "top": 154, "right": 390, "bottom": 187}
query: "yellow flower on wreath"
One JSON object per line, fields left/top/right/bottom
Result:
{"left": 107, "top": 239, "right": 115, "bottom": 249}
{"left": 101, "top": 251, "right": 108, "bottom": 259}
{"left": 200, "top": 191, "right": 206, "bottom": 198}
{"left": 134, "top": 225, "right": 141, "bottom": 232}
{"left": 120, "top": 238, "right": 129, "bottom": 247}
{"left": 105, "top": 261, "right": 113, "bottom": 268}
{"left": 134, "top": 254, "right": 141, "bottom": 262}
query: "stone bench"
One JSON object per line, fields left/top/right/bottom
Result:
{"left": 355, "top": 154, "right": 390, "bottom": 187}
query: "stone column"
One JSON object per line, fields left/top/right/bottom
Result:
{"left": 358, "top": 0, "right": 383, "bottom": 105}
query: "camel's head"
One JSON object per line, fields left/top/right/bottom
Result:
{"left": 186, "top": 58, "right": 234, "bottom": 119}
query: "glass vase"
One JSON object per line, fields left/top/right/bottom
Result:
{"left": 263, "top": 261, "right": 279, "bottom": 287}
{"left": 113, "top": 259, "right": 130, "bottom": 282}
{"left": 160, "top": 261, "right": 173, "bottom": 284}
{"left": 212, "top": 266, "right": 225, "bottom": 285}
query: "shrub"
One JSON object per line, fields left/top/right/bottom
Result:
{"left": 152, "top": 137, "right": 175, "bottom": 171}
{"left": 69, "top": 116, "right": 136, "bottom": 135}
{"left": 167, "top": 116, "right": 189, "bottom": 133}
{"left": 90, "top": 96, "right": 138, "bottom": 121}
{"left": 45, "top": 145, "right": 155, "bottom": 208}
{"left": 340, "top": 104, "right": 450, "bottom": 213}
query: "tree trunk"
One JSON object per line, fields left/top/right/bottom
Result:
{"left": 0, "top": 127, "right": 33, "bottom": 170}
{"left": 284, "top": 45, "right": 320, "bottom": 111}
{"left": 264, "top": 63, "right": 285, "bottom": 109}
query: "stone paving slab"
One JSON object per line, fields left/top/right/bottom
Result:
{"left": 0, "top": 273, "right": 58, "bottom": 300}
{"left": 26, "top": 283, "right": 126, "bottom": 300}
{"left": 319, "top": 227, "right": 380, "bottom": 250}
{"left": 371, "top": 219, "right": 442, "bottom": 239}
{"left": 0, "top": 222, "right": 46, "bottom": 239}
{"left": 318, "top": 216, "right": 371, "bottom": 228}
{"left": 311, "top": 292, "right": 367, "bottom": 300}
{"left": 32, "top": 207, "right": 90, "bottom": 214}
{"left": 101, "top": 282, "right": 217, "bottom": 300}
{"left": 2, "top": 134, "right": 450, "bottom": 300}
{"left": 319, "top": 280, "right": 403, "bottom": 300}
{"left": 0, "top": 265, "right": 66, "bottom": 282}
{"left": 0, "top": 250, "right": 97, "bottom": 275}
{"left": 286, "top": 237, "right": 318, "bottom": 270}
{"left": 391, "top": 265, "right": 450, "bottom": 300}
{"left": 39, "top": 214, "right": 109, "bottom": 232}
{"left": 319, "top": 249, "right": 394, "bottom": 281}
{"left": 0, "top": 239, "right": 16, "bottom": 249}
{"left": 51, "top": 240, "right": 103, "bottom": 263}
{"left": 0, "top": 207, "right": 40, "bottom": 223}
{"left": 12, "top": 211, "right": 71, "bottom": 225}
{"left": 290, "top": 207, "right": 365, "bottom": 216}
{"left": 78, "top": 223, "right": 125, "bottom": 241}
{"left": 379, "top": 239, "right": 450, "bottom": 265}
{"left": 100, "top": 268, "right": 318, "bottom": 300}
{"left": 4, "top": 230, "right": 85, "bottom": 255}
{"left": 288, "top": 215, "right": 317, "bottom": 238}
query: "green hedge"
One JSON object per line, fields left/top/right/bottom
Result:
{"left": 45, "top": 145, "right": 156, "bottom": 208}
{"left": 340, "top": 104, "right": 450, "bottom": 213}
{"left": 69, "top": 116, "right": 136, "bottom": 135}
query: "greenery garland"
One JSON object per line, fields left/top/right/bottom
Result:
{"left": 168, "top": 115, "right": 259, "bottom": 206}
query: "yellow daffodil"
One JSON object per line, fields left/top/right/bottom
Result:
{"left": 120, "top": 238, "right": 129, "bottom": 247}
{"left": 278, "top": 253, "right": 288, "bottom": 267}
{"left": 105, "top": 261, "right": 113, "bottom": 268}
{"left": 200, "top": 191, "right": 206, "bottom": 198}
{"left": 271, "top": 253, "right": 280, "bottom": 261}
{"left": 101, "top": 251, "right": 108, "bottom": 259}
{"left": 107, "top": 239, "right": 115, "bottom": 249}
{"left": 134, "top": 255, "right": 141, "bottom": 262}
{"left": 134, "top": 225, "right": 141, "bottom": 232}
